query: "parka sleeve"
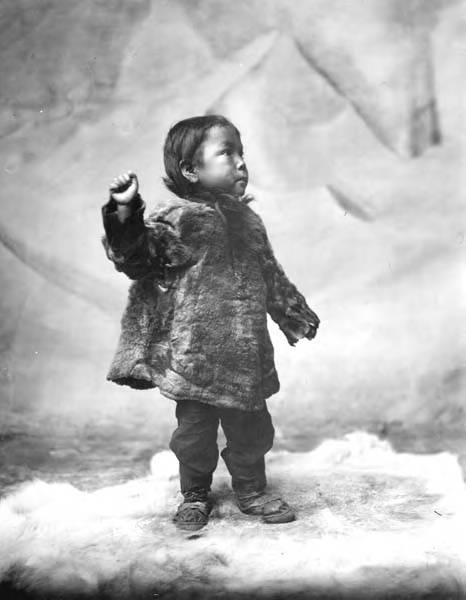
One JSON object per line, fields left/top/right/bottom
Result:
{"left": 101, "top": 195, "right": 193, "bottom": 280}
{"left": 260, "top": 227, "right": 320, "bottom": 346}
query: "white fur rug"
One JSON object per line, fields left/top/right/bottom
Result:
{"left": 1, "top": 432, "right": 466, "bottom": 599}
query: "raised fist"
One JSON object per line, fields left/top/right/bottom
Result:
{"left": 109, "top": 171, "right": 139, "bottom": 205}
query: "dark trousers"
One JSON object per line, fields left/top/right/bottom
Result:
{"left": 169, "top": 399, "right": 275, "bottom": 497}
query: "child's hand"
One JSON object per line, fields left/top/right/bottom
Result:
{"left": 286, "top": 311, "right": 320, "bottom": 343}
{"left": 110, "top": 171, "right": 139, "bottom": 205}
{"left": 286, "top": 322, "right": 312, "bottom": 343}
{"left": 305, "top": 322, "right": 319, "bottom": 340}
{"left": 305, "top": 309, "right": 320, "bottom": 340}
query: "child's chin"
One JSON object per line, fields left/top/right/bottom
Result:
{"left": 234, "top": 182, "right": 248, "bottom": 196}
{"left": 214, "top": 181, "right": 247, "bottom": 197}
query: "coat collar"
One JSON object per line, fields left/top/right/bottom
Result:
{"left": 186, "top": 189, "right": 254, "bottom": 209}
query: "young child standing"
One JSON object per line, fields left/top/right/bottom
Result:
{"left": 102, "top": 115, "right": 320, "bottom": 531}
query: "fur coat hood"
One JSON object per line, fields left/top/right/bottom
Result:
{"left": 102, "top": 192, "right": 319, "bottom": 411}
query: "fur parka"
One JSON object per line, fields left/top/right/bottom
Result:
{"left": 102, "top": 192, "right": 319, "bottom": 411}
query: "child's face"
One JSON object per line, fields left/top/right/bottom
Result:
{"left": 193, "top": 126, "right": 248, "bottom": 197}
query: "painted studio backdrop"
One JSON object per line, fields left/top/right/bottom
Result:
{"left": 0, "top": 0, "right": 466, "bottom": 597}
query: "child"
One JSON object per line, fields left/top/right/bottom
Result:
{"left": 102, "top": 115, "right": 320, "bottom": 531}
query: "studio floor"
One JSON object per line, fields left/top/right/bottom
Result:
{"left": 1, "top": 422, "right": 466, "bottom": 599}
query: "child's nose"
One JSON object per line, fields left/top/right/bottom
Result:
{"left": 236, "top": 155, "right": 246, "bottom": 170}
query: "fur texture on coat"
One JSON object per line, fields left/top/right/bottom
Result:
{"left": 102, "top": 192, "right": 319, "bottom": 411}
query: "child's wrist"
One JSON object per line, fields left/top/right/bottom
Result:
{"left": 112, "top": 193, "right": 140, "bottom": 207}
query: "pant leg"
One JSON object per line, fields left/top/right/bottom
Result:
{"left": 219, "top": 405, "right": 275, "bottom": 496}
{"left": 169, "top": 400, "right": 220, "bottom": 495}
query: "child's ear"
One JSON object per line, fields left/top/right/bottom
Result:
{"left": 180, "top": 160, "right": 199, "bottom": 183}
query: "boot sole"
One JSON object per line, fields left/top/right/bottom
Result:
{"left": 173, "top": 519, "right": 208, "bottom": 531}
{"left": 262, "top": 508, "right": 296, "bottom": 524}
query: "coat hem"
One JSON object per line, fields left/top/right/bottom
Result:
{"left": 107, "top": 368, "right": 280, "bottom": 412}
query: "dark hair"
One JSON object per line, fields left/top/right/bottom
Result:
{"left": 163, "top": 114, "right": 241, "bottom": 198}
